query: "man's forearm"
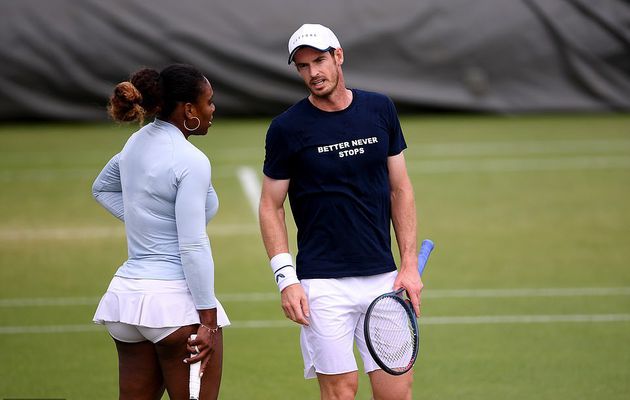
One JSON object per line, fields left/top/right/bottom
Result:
{"left": 259, "top": 203, "right": 290, "bottom": 259}
{"left": 391, "top": 183, "right": 418, "bottom": 269}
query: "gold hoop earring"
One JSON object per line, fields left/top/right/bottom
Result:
{"left": 184, "top": 117, "right": 201, "bottom": 131}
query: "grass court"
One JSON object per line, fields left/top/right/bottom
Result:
{"left": 1, "top": 114, "right": 629, "bottom": 399}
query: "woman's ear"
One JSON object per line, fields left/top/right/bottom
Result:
{"left": 184, "top": 102, "right": 196, "bottom": 119}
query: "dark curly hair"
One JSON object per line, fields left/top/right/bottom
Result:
{"left": 108, "top": 64, "right": 206, "bottom": 123}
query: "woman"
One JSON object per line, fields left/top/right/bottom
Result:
{"left": 92, "top": 64, "right": 228, "bottom": 400}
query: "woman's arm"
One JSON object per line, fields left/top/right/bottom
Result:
{"left": 92, "top": 153, "right": 124, "bottom": 221}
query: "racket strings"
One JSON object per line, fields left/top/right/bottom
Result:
{"left": 367, "top": 296, "right": 417, "bottom": 371}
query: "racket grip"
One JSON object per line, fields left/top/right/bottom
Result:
{"left": 417, "top": 239, "right": 434, "bottom": 276}
{"left": 189, "top": 334, "right": 201, "bottom": 400}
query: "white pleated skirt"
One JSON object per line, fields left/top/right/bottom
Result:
{"left": 93, "top": 276, "right": 230, "bottom": 328}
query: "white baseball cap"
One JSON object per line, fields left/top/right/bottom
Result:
{"left": 287, "top": 24, "right": 341, "bottom": 64}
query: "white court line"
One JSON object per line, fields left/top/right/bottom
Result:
{"left": 407, "top": 156, "right": 630, "bottom": 174}
{"left": 236, "top": 166, "right": 261, "bottom": 219}
{"left": 425, "top": 287, "right": 630, "bottom": 298}
{"left": 0, "top": 166, "right": 236, "bottom": 182}
{"left": 0, "top": 226, "right": 125, "bottom": 241}
{"left": 415, "top": 140, "right": 630, "bottom": 157}
{"left": 421, "top": 314, "right": 630, "bottom": 325}
{"left": 0, "top": 152, "right": 630, "bottom": 182}
{"left": 2, "top": 287, "right": 629, "bottom": 308}
{"left": 0, "top": 293, "right": 279, "bottom": 307}
{"left": 2, "top": 314, "right": 630, "bottom": 334}
{"left": 3, "top": 139, "right": 629, "bottom": 162}
{"left": 0, "top": 224, "right": 259, "bottom": 241}
{"left": 0, "top": 297, "right": 101, "bottom": 307}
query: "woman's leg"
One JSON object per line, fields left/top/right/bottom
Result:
{"left": 114, "top": 339, "right": 165, "bottom": 400}
{"left": 155, "top": 325, "right": 224, "bottom": 400}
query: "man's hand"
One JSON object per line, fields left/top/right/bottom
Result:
{"left": 393, "top": 263, "right": 424, "bottom": 317}
{"left": 280, "top": 283, "right": 310, "bottom": 326}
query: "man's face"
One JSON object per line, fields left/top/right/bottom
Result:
{"left": 293, "top": 47, "right": 343, "bottom": 98}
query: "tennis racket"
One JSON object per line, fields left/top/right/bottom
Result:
{"left": 364, "top": 239, "right": 434, "bottom": 375}
{"left": 189, "top": 334, "right": 201, "bottom": 399}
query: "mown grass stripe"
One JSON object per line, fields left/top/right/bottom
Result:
{"left": 2, "top": 314, "right": 629, "bottom": 334}
{"left": 1, "top": 287, "right": 629, "bottom": 307}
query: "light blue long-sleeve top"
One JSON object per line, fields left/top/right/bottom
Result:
{"left": 92, "top": 119, "right": 218, "bottom": 309}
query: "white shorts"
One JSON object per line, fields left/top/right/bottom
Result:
{"left": 104, "top": 322, "right": 181, "bottom": 344}
{"left": 93, "top": 276, "right": 230, "bottom": 343}
{"left": 300, "top": 270, "right": 397, "bottom": 379}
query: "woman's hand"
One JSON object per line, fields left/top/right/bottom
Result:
{"left": 184, "top": 324, "right": 220, "bottom": 377}
{"left": 183, "top": 307, "right": 219, "bottom": 376}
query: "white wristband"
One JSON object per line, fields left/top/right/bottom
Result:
{"left": 270, "top": 253, "right": 300, "bottom": 292}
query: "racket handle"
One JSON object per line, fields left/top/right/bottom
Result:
{"left": 189, "top": 334, "right": 201, "bottom": 399}
{"left": 417, "top": 239, "right": 434, "bottom": 276}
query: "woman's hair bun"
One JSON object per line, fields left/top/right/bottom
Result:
{"left": 108, "top": 81, "right": 146, "bottom": 123}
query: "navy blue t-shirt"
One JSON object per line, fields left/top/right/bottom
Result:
{"left": 263, "top": 89, "right": 407, "bottom": 279}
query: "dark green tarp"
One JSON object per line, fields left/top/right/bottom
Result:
{"left": 1, "top": 0, "right": 629, "bottom": 120}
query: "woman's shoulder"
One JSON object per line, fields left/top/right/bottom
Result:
{"left": 175, "top": 141, "right": 209, "bottom": 170}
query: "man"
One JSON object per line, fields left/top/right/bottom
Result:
{"left": 259, "top": 23, "right": 422, "bottom": 400}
